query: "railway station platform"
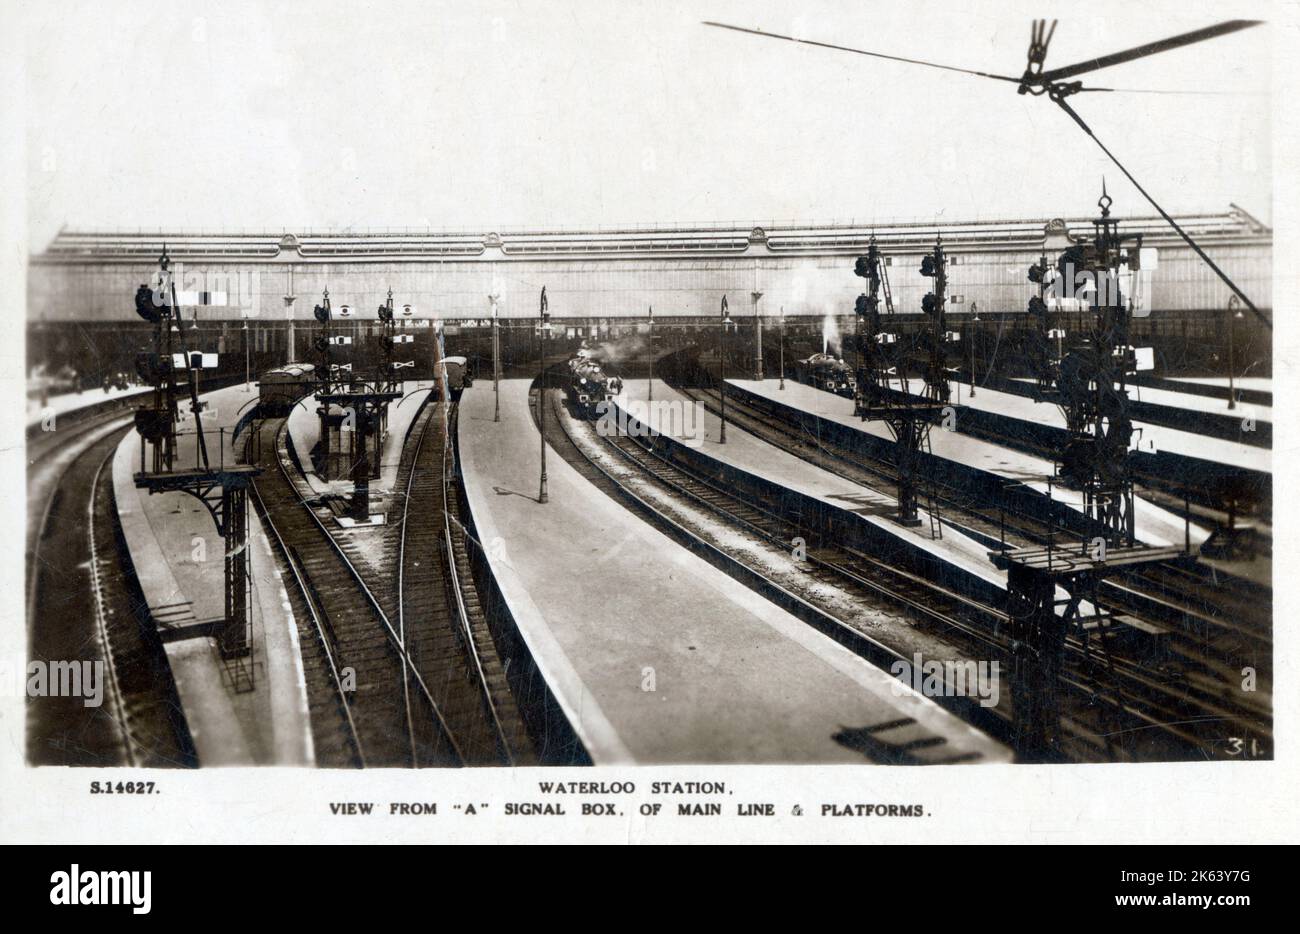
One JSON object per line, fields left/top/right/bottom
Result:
{"left": 1170, "top": 376, "right": 1272, "bottom": 394}
{"left": 990, "top": 375, "right": 1271, "bottom": 447}
{"left": 913, "top": 379, "right": 1269, "bottom": 474}
{"left": 729, "top": 377, "right": 1211, "bottom": 551}
{"left": 1004, "top": 377, "right": 1273, "bottom": 424}
{"left": 112, "top": 382, "right": 312, "bottom": 766}
{"left": 457, "top": 379, "right": 1010, "bottom": 765}
{"left": 25, "top": 384, "right": 150, "bottom": 430}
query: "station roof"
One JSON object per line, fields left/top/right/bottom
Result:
{"left": 33, "top": 206, "right": 1271, "bottom": 265}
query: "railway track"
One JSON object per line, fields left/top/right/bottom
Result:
{"left": 337, "top": 400, "right": 533, "bottom": 765}
{"left": 246, "top": 402, "right": 529, "bottom": 768}
{"left": 547, "top": 381, "right": 1269, "bottom": 761}
{"left": 26, "top": 420, "right": 196, "bottom": 767}
{"left": 439, "top": 415, "right": 537, "bottom": 764}
{"left": 28, "top": 410, "right": 148, "bottom": 550}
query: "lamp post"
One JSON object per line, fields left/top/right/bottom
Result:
{"left": 242, "top": 312, "right": 251, "bottom": 392}
{"left": 779, "top": 306, "right": 786, "bottom": 390}
{"left": 284, "top": 268, "right": 297, "bottom": 363}
{"left": 647, "top": 305, "right": 654, "bottom": 404}
{"left": 719, "top": 295, "right": 731, "bottom": 444}
{"left": 969, "top": 301, "right": 979, "bottom": 398}
{"left": 490, "top": 292, "right": 501, "bottom": 422}
{"left": 538, "top": 286, "right": 551, "bottom": 504}
{"left": 1227, "top": 295, "right": 1242, "bottom": 410}
{"left": 751, "top": 290, "right": 764, "bottom": 381}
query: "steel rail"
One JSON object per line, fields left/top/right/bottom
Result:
{"left": 244, "top": 433, "right": 367, "bottom": 768}
{"left": 267, "top": 417, "right": 467, "bottom": 765}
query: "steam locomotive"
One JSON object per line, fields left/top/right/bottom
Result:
{"left": 565, "top": 349, "right": 623, "bottom": 418}
{"left": 794, "top": 353, "right": 857, "bottom": 397}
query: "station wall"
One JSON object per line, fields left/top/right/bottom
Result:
{"left": 28, "top": 242, "right": 1272, "bottom": 324}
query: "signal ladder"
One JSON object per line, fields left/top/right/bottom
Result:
{"left": 923, "top": 431, "right": 943, "bottom": 541}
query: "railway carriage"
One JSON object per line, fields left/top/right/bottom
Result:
{"left": 258, "top": 363, "right": 316, "bottom": 415}
{"left": 439, "top": 355, "right": 472, "bottom": 397}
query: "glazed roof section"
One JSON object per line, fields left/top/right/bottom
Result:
{"left": 36, "top": 206, "right": 1271, "bottom": 263}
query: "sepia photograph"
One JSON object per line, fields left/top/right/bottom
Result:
{"left": 2, "top": 0, "right": 1294, "bottom": 851}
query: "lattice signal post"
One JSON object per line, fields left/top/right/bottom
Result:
{"left": 131, "top": 248, "right": 258, "bottom": 666}
{"left": 918, "top": 238, "right": 954, "bottom": 407}
{"left": 995, "top": 192, "right": 1187, "bottom": 760}
{"left": 1026, "top": 251, "right": 1055, "bottom": 401}
{"left": 1052, "top": 189, "right": 1143, "bottom": 546}
{"left": 312, "top": 288, "right": 404, "bottom": 522}
{"left": 991, "top": 541, "right": 1187, "bottom": 759}
{"left": 852, "top": 236, "right": 954, "bottom": 527}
